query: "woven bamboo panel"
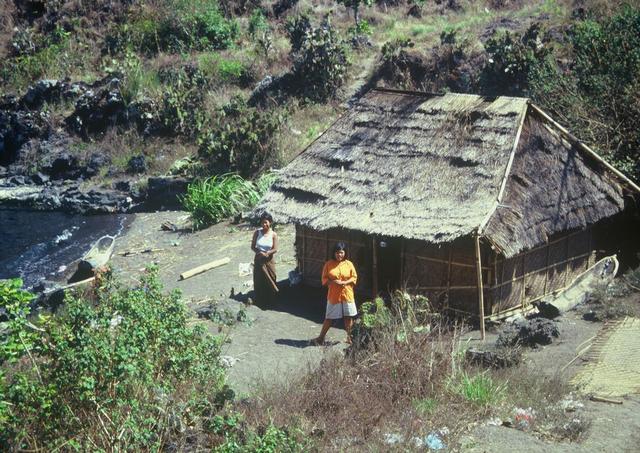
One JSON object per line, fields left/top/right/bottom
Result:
{"left": 404, "top": 257, "right": 449, "bottom": 288}
{"left": 568, "top": 229, "right": 590, "bottom": 258}
{"left": 548, "top": 238, "right": 567, "bottom": 265}
{"left": 450, "top": 264, "right": 476, "bottom": 286}
{"left": 524, "top": 270, "right": 546, "bottom": 301}
{"left": 566, "top": 255, "right": 589, "bottom": 283}
{"left": 303, "top": 260, "right": 324, "bottom": 287}
{"left": 524, "top": 246, "right": 547, "bottom": 274}
{"left": 494, "top": 279, "right": 524, "bottom": 312}
{"left": 546, "top": 262, "right": 567, "bottom": 292}
{"left": 502, "top": 256, "right": 523, "bottom": 280}
{"left": 448, "top": 288, "right": 478, "bottom": 314}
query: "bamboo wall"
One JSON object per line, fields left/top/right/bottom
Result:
{"left": 295, "top": 225, "right": 596, "bottom": 316}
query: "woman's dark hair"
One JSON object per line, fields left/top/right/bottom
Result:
{"left": 332, "top": 242, "right": 347, "bottom": 256}
{"left": 260, "top": 212, "right": 273, "bottom": 223}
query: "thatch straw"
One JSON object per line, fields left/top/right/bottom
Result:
{"left": 257, "top": 89, "right": 632, "bottom": 258}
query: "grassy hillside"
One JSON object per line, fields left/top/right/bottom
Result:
{"left": 1, "top": 0, "right": 638, "bottom": 185}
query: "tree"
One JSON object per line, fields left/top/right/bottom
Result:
{"left": 336, "top": 0, "right": 372, "bottom": 28}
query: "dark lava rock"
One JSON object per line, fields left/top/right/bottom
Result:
{"left": 84, "top": 152, "right": 111, "bottom": 178}
{"left": 40, "top": 151, "right": 81, "bottom": 180}
{"left": 408, "top": 4, "right": 422, "bottom": 18}
{"left": 21, "top": 79, "right": 90, "bottom": 109}
{"left": 127, "top": 154, "right": 147, "bottom": 174}
{"left": 146, "top": 176, "right": 190, "bottom": 209}
{"left": 466, "top": 346, "right": 522, "bottom": 368}
{"left": 0, "top": 108, "right": 49, "bottom": 166}
{"left": 350, "top": 35, "right": 373, "bottom": 49}
{"left": 273, "top": 0, "right": 298, "bottom": 17}
{"left": 497, "top": 318, "right": 560, "bottom": 348}
{"left": 32, "top": 171, "right": 50, "bottom": 185}
{"left": 66, "top": 79, "right": 158, "bottom": 137}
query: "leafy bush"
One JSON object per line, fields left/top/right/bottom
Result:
{"left": 198, "top": 97, "right": 286, "bottom": 176}
{"left": 0, "top": 26, "right": 87, "bottom": 93}
{"left": 198, "top": 54, "right": 254, "bottom": 86}
{"left": 481, "top": 23, "right": 555, "bottom": 96}
{"left": 107, "top": 0, "right": 238, "bottom": 55}
{"left": 181, "top": 172, "right": 276, "bottom": 229}
{"left": 285, "top": 13, "right": 311, "bottom": 53}
{"left": 159, "top": 64, "right": 209, "bottom": 137}
{"left": 0, "top": 269, "right": 229, "bottom": 450}
{"left": 336, "top": 0, "right": 373, "bottom": 27}
{"left": 248, "top": 9, "right": 273, "bottom": 58}
{"left": 291, "top": 19, "right": 349, "bottom": 102}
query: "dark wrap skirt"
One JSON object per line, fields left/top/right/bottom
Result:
{"left": 253, "top": 253, "right": 278, "bottom": 305}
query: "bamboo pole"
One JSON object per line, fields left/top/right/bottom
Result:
{"left": 179, "top": 257, "right": 230, "bottom": 280}
{"left": 475, "top": 233, "right": 486, "bottom": 340}
{"left": 372, "top": 236, "right": 378, "bottom": 298}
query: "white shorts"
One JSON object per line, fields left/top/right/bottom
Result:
{"left": 325, "top": 301, "right": 357, "bottom": 319}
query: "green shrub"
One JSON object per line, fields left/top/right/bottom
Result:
{"left": 0, "top": 269, "right": 229, "bottom": 450}
{"left": 481, "top": 23, "right": 555, "bottom": 96}
{"left": 159, "top": 65, "right": 209, "bottom": 137}
{"left": 291, "top": 18, "right": 349, "bottom": 102}
{"left": 198, "top": 97, "right": 286, "bottom": 176}
{"left": 107, "top": 0, "right": 238, "bottom": 55}
{"left": 285, "top": 13, "right": 311, "bottom": 53}
{"left": 0, "top": 26, "right": 87, "bottom": 92}
{"left": 181, "top": 173, "right": 276, "bottom": 229}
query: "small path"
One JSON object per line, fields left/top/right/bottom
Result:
{"left": 110, "top": 211, "right": 347, "bottom": 395}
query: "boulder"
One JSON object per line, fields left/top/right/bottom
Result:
{"left": 145, "top": 176, "right": 190, "bottom": 209}
{"left": 496, "top": 318, "right": 559, "bottom": 348}
{"left": 127, "top": 154, "right": 147, "bottom": 174}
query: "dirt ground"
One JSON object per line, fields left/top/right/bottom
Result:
{"left": 110, "top": 211, "right": 348, "bottom": 396}
{"left": 110, "top": 211, "right": 640, "bottom": 450}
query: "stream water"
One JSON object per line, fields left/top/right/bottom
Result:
{"left": 0, "top": 209, "right": 129, "bottom": 288}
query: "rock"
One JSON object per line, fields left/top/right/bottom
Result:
{"left": 408, "top": 4, "right": 422, "bottom": 18}
{"left": 84, "top": 152, "right": 111, "bottom": 178}
{"left": 350, "top": 35, "right": 373, "bottom": 49}
{"left": 466, "top": 346, "right": 522, "bottom": 368}
{"left": 496, "top": 318, "right": 560, "bottom": 348}
{"left": 145, "top": 176, "right": 190, "bottom": 209}
{"left": 113, "top": 180, "right": 131, "bottom": 192}
{"left": 32, "top": 172, "right": 49, "bottom": 185}
{"left": 0, "top": 108, "right": 49, "bottom": 166}
{"left": 22, "top": 79, "right": 62, "bottom": 108}
{"left": 40, "top": 151, "right": 81, "bottom": 180}
{"left": 127, "top": 154, "right": 147, "bottom": 174}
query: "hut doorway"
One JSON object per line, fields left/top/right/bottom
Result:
{"left": 376, "top": 237, "right": 402, "bottom": 294}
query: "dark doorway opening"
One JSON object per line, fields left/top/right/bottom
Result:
{"left": 376, "top": 236, "right": 402, "bottom": 295}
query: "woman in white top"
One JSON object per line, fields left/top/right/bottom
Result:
{"left": 251, "top": 212, "right": 279, "bottom": 306}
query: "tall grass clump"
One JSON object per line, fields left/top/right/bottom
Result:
{"left": 0, "top": 268, "right": 230, "bottom": 451}
{"left": 453, "top": 371, "right": 506, "bottom": 409}
{"left": 182, "top": 173, "right": 277, "bottom": 229}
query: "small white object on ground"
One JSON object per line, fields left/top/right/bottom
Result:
{"left": 238, "top": 262, "right": 253, "bottom": 277}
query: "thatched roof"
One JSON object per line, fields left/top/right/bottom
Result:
{"left": 258, "top": 89, "right": 636, "bottom": 257}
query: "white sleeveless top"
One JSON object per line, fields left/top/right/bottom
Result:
{"left": 256, "top": 230, "right": 274, "bottom": 253}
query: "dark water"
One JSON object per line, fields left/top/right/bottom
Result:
{"left": 0, "top": 209, "right": 128, "bottom": 288}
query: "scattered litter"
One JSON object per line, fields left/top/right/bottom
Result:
{"left": 219, "top": 355, "right": 239, "bottom": 368}
{"left": 512, "top": 407, "right": 536, "bottom": 431}
{"left": 109, "top": 315, "right": 123, "bottom": 328}
{"left": 243, "top": 280, "right": 253, "bottom": 287}
{"left": 288, "top": 270, "right": 302, "bottom": 286}
{"left": 425, "top": 432, "right": 446, "bottom": 450}
{"left": 486, "top": 417, "right": 502, "bottom": 426}
{"left": 383, "top": 433, "right": 404, "bottom": 445}
{"left": 172, "top": 240, "right": 180, "bottom": 247}
{"left": 57, "top": 265, "right": 67, "bottom": 273}
{"left": 161, "top": 221, "right": 178, "bottom": 232}
{"left": 119, "top": 247, "right": 164, "bottom": 257}
{"left": 239, "top": 262, "right": 253, "bottom": 277}
{"left": 559, "top": 394, "right": 584, "bottom": 412}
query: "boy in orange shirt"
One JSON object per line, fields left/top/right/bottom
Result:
{"left": 311, "top": 242, "right": 358, "bottom": 345}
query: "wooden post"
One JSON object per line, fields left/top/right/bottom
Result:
{"left": 475, "top": 233, "right": 486, "bottom": 340}
{"left": 400, "top": 238, "right": 405, "bottom": 286}
{"left": 372, "top": 236, "right": 378, "bottom": 298}
{"left": 446, "top": 247, "right": 453, "bottom": 309}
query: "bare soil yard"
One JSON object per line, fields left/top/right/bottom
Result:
{"left": 110, "top": 211, "right": 640, "bottom": 450}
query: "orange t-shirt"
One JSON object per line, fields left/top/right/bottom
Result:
{"left": 321, "top": 259, "right": 358, "bottom": 304}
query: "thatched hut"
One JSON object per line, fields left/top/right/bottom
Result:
{"left": 257, "top": 89, "right": 640, "bottom": 327}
